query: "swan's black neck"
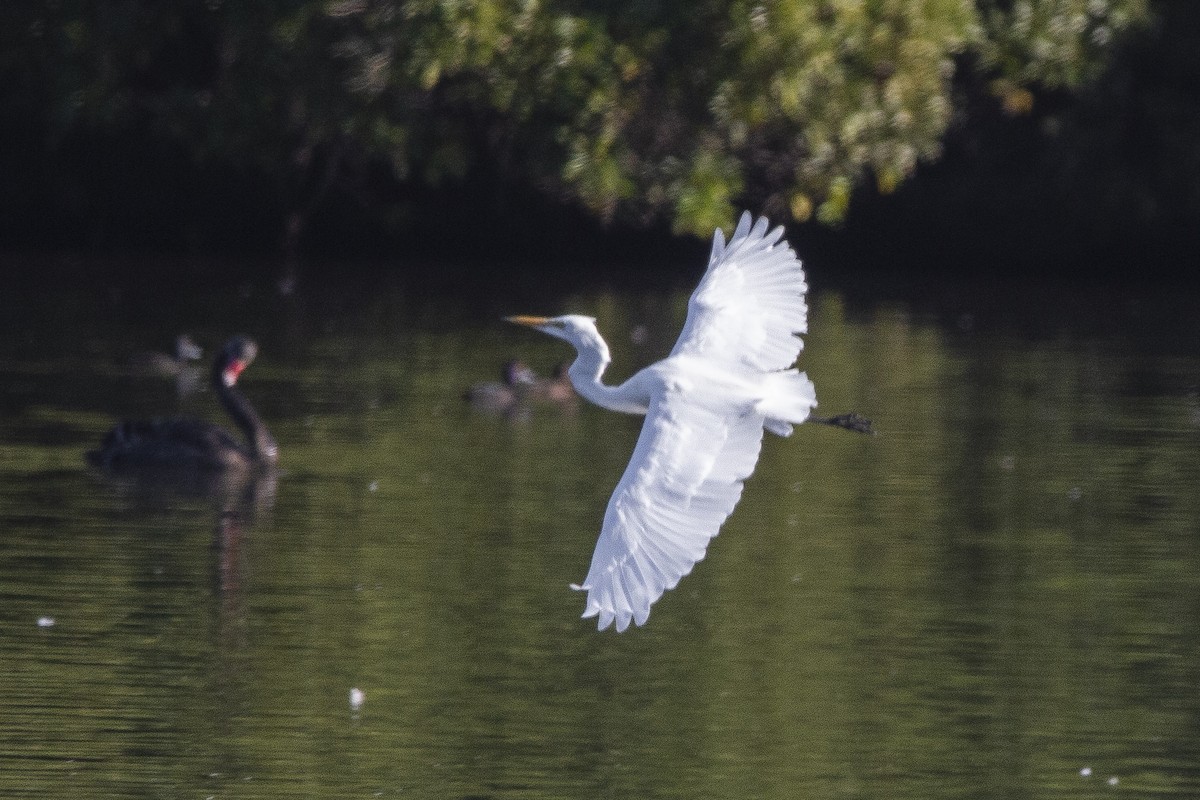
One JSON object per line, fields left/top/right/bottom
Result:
{"left": 212, "top": 362, "right": 278, "bottom": 464}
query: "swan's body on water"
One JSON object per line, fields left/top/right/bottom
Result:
{"left": 508, "top": 211, "right": 869, "bottom": 632}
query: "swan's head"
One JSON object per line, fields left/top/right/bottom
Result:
{"left": 216, "top": 336, "right": 259, "bottom": 387}
{"left": 504, "top": 315, "right": 606, "bottom": 356}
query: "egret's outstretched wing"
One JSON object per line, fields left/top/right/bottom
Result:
{"left": 574, "top": 388, "right": 766, "bottom": 631}
{"left": 670, "top": 212, "right": 808, "bottom": 372}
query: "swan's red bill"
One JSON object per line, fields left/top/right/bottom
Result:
{"left": 224, "top": 359, "right": 248, "bottom": 385}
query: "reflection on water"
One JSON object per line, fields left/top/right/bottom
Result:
{"left": 1, "top": 268, "right": 1199, "bottom": 798}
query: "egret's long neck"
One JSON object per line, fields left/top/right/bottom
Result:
{"left": 566, "top": 337, "right": 647, "bottom": 415}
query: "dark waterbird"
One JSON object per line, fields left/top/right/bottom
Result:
{"left": 128, "top": 334, "right": 204, "bottom": 377}
{"left": 463, "top": 359, "right": 538, "bottom": 414}
{"left": 88, "top": 336, "right": 278, "bottom": 472}
{"left": 525, "top": 362, "right": 578, "bottom": 406}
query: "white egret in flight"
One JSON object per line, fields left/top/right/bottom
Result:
{"left": 507, "top": 212, "right": 871, "bottom": 632}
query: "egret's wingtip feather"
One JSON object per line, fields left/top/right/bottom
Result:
{"left": 733, "top": 211, "right": 752, "bottom": 241}
{"left": 765, "top": 223, "right": 786, "bottom": 247}
{"left": 750, "top": 215, "right": 769, "bottom": 240}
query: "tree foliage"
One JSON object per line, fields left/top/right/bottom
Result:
{"left": 6, "top": 0, "right": 1151, "bottom": 240}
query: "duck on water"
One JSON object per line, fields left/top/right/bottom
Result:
{"left": 463, "top": 359, "right": 539, "bottom": 414}
{"left": 464, "top": 359, "right": 578, "bottom": 416}
{"left": 88, "top": 336, "right": 278, "bottom": 473}
{"left": 128, "top": 334, "right": 204, "bottom": 378}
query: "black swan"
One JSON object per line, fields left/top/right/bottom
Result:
{"left": 88, "top": 336, "right": 278, "bottom": 471}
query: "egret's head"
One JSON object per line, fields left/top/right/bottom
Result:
{"left": 504, "top": 314, "right": 603, "bottom": 351}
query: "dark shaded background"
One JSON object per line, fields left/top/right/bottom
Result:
{"left": 1, "top": 1, "right": 1197, "bottom": 285}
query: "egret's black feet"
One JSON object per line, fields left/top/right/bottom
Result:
{"left": 811, "top": 412, "right": 876, "bottom": 435}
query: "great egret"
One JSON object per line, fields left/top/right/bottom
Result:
{"left": 507, "top": 212, "right": 871, "bottom": 632}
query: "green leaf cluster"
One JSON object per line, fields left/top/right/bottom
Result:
{"left": 7, "top": 0, "right": 1148, "bottom": 236}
